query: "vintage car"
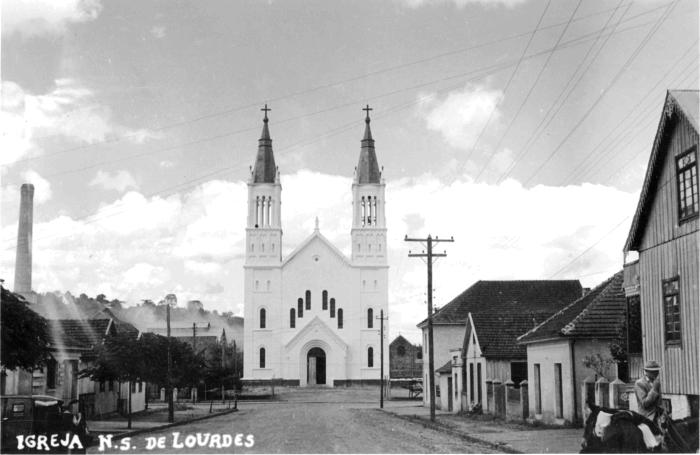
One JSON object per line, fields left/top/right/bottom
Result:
{"left": 1, "top": 395, "right": 72, "bottom": 453}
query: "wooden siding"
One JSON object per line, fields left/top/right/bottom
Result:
{"left": 485, "top": 359, "right": 511, "bottom": 382}
{"left": 639, "top": 115, "right": 699, "bottom": 251}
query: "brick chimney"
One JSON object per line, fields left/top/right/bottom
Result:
{"left": 14, "top": 183, "right": 34, "bottom": 296}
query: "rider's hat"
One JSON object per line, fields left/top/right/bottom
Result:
{"left": 644, "top": 360, "right": 661, "bottom": 371}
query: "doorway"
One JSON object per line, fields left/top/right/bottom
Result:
{"left": 307, "top": 347, "right": 326, "bottom": 385}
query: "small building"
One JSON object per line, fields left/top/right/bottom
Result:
{"left": 518, "top": 271, "right": 626, "bottom": 426}
{"left": 389, "top": 335, "right": 422, "bottom": 379}
{"left": 623, "top": 90, "right": 699, "bottom": 419}
{"left": 419, "top": 280, "right": 582, "bottom": 409}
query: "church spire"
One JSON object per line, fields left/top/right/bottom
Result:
{"left": 252, "top": 104, "right": 276, "bottom": 184}
{"left": 356, "top": 105, "right": 381, "bottom": 184}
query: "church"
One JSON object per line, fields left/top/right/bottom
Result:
{"left": 242, "top": 106, "right": 389, "bottom": 386}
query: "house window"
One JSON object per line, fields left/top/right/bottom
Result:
{"left": 99, "top": 380, "right": 105, "bottom": 392}
{"left": 534, "top": 363, "right": 542, "bottom": 414}
{"left": 290, "top": 308, "right": 296, "bottom": 328}
{"left": 259, "top": 308, "right": 266, "bottom": 329}
{"left": 131, "top": 382, "right": 136, "bottom": 393}
{"left": 367, "top": 308, "right": 373, "bottom": 328}
{"left": 259, "top": 348, "right": 266, "bottom": 368}
{"left": 46, "top": 358, "right": 57, "bottom": 389}
{"left": 109, "top": 381, "right": 114, "bottom": 392}
{"left": 338, "top": 309, "right": 343, "bottom": 329}
{"left": 554, "top": 363, "right": 563, "bottom": 419}
{"left": 626, "top": 295, "right": 643, "bottom": 354}
{"left": 298, "top": 298, "right": 303, "bottom": 318}
{"left": 138, "top": 382, "right": 143, "bottom": 392}
{"left": 305, "top": 290, "right": 311, "bottom": 310}
{"left": 663, "top": 277, "right": 681, "bottom": 344}
{"left": 677, "top": 147, "right": 698, "bottom": 221}
{"left": 330, "top": 298, "right": 336, "bottom": 318}
{"left": 322, "top": 290, "right": 328, "bottom": 310}
{"left": 368, "top": 347, "right": 374, "bottom": 368}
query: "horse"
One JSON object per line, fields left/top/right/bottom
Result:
{"left": 581, "top": 401, "right": 699, "bottom": 453}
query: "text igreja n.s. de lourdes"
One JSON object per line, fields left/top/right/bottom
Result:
{"left": 97, "top": 432, "right": 255, "bottom": 451}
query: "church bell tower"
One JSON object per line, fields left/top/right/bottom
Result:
{"left": 351, "top": 105, "right": 386, "bottom": 265}
{"left": 246, "top": 105, "right": 282, "bottom": 265}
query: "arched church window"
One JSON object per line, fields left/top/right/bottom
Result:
{"left": 251, "top": 243, "right": 254, "bottom": 252}
{"left": 361, "top": 196, "right": 366, "bottom": 227}
{"left": 337, "top": 309, "right": 343, "bottom": 329}
{"left": 367, "top": 308, "right": 373, "bottom": 328}
{"left": 305, "top": 290, "right": 311, "bottom": 310}
{"left": 255, "top": 280, "right": 259, "bottom": 290}
{"left": 357, "top": 243, "right": 361, "bottom": 252}
{"left": 261, "top": 243, "right": 265, "bottom": 252}
{"left": 322, "top": 290, "right": 328, "bottom": 310}
{"left": 374, "top": 280, "right": 378, "bottom": 289}
{"left": 297, "top": 298, "right": 303, "bottom": 318}
{"left": 271, "top": 243, "right": 275, "bottom": 252}
{"left": 330, "top": 298, "right": 336, "bottom": 318}
{"left": 259, "top": 308, "right": 266, "bottom": 329}
{"left": 368, "top": 244, "right": 372, "bottom": 252}
{"left": 266, "top": 280, "right": 271, "bottom": 291}
{"left": 290, "top": 308, "right": 295, "bottom": 328}
{"left": 368, "top": 347, "right": 374, "bottom": 368}
{"left": 259, "top": 348, "right": 266, "bottom": 368}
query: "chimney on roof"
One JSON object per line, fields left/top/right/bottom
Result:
{"left": 14, "top": 184, "right": 34, "bottom": 298}
{"left": 582, "top": 287, "right": 591, "bottom": 297}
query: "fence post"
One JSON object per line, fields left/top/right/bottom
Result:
{"left": 520, "top": 380, "right": 529, "bottom": 420}
{"left": 595, "top": 377, "right": 609, "bottom": 407}
{"left": 582, "top": 375, "right": 596, "bottom": 421}
{"left": 160, "top": 388, "right": 165, "bottom": 402}
{"left": 485, "top": 379, "right": 493, "bottom": 413}
{"left": 493, "top": 379, "right": 505, "bottom": 418}
{"left": 609, "top": 378, "right": 626, "bottom": 409}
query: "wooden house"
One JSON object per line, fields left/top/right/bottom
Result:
{"left": 389, "top": 335, "right": 422, "bottom": 379}
{"left": 623, "top": 90, "right": 699, "bottom": 419}
{"left": 418, "top": 280, "right": 583, "bottom": 410}
{"left": 518, "top": 271, "right": 626, "bottom": 425}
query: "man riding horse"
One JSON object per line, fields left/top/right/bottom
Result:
{"left": 635, "top": 360, "right": 663, "bottom": 424}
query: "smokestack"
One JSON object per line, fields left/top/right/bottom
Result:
{"left": 14, "top": 183, "right": 34, "bottom": 295}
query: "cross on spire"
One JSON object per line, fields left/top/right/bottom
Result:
{"left": 363, "top": 104, "right": 373, "bottom": 123}
{"left": 261, "top": 104, "right": 271, "bottom": 122}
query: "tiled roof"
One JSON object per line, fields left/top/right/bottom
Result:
{"left": 390, "top": 335, "right": 414, "bottom": 348}
{"left": 625, "top": 90, "right": 699, "bottom": 251}
{"left": 518, "top": 271, "right": 625, "bottom": 344}
{"left": 46, "top": 318, "right": 138, "bottom": 350}
{"left": 436, "top": 360, "right": 452, "bottom": 374}
{"left": 418, "top": 280, "right": 582, "bottom": 327}
{"left": 471, "top": 311, "right": 554, "bottom": 359}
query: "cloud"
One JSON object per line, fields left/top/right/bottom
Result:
{"left": 2, "top": 0, "right": 103, "bottom": 37}
{"left": 20, "top": 170, "right": 52, "bottom": 204}
{"left": 398, "top": 0, "right": 527, "bottom": 8}
{"left": 150, "top": 25, "right": 166, "bottom": 39}
{"left": 418, "top": 84, "right": 503, "bottom": 150}
{"left": 159, "top": 160, "right": 175, "bottom": 168}
{"left": 89, "top": 170, "right": 139, "bottom": 192}
{"left": 0, "top": 171, "right": 638, "bottom": 340}
{"left": 1, "top": 80, "right": 161, "bottom": 166}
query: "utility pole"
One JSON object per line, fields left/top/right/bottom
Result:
{"left": 192, "top": 322, "right": 197, "bottom": 404}
{"left": 165, "top": 294, "right": 177, "bottom": 423}
{"left": 376, "top": 310, "right": 389, "bottom": 408}
{"left": 405, "top": 234, "right": 453, "bottom": 422}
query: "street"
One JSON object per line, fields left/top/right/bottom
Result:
{"left": 89, "top": 388, "right": 502, "bottom": 454}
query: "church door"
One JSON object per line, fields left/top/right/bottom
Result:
{"left": 307, "top": 348, "right": 326, "bottom": 386}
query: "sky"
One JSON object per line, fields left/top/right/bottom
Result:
{"left": 1, "top": 0, "right": 698, "bottom": 343}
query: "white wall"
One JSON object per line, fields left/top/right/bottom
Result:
{"left": 421, "top": 324, "right": 464, "bottom": 406}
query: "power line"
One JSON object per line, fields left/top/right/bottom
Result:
{"left": 4, "top": 1, "right": 673, "bottom": 170}
{"left": 492, "top": 0, "right": 632, "bottom": 184}
{"left": 521, "top": 0, "right": 679, "bottom": 186}
{"left": 457, "top": 0, "right": 556, "bottom": 179}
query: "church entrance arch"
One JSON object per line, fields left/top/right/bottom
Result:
{"left": 307, "top": 347, "right": 326, "bottom": 385}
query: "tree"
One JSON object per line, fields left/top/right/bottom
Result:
{"left": 1, "top": 286, "right": 50, "bottom": 371}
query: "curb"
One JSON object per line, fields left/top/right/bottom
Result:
{"left": 87, "top": 408, "right": 239, "bottom": 446}
{"left": 379, "top": 409, "right": 521, "bottom": 454}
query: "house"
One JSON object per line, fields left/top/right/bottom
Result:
{"left": 518, "top": 271, "right": 626, "bottom": 425}
{"left": 389, "top": 335, "right": 422, "bottom": 379}
{"left": 623, "top": 90, "right": 699, "bottom": 420}
{"left": 418, "top": 280, "right": 583, "bottom": 410}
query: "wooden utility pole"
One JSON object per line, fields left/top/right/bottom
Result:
{"left": 165, "top": 294, "right": 177, "bottom": 423}
{"left": 376, "top": 310, "right": 389, "bottom": 408}
{"left": 405, "top": 234, "right": 453, "bottom": 422}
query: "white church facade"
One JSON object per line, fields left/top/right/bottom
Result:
{"left": 242, "top": 106, "right": 389, "bottom": 386}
